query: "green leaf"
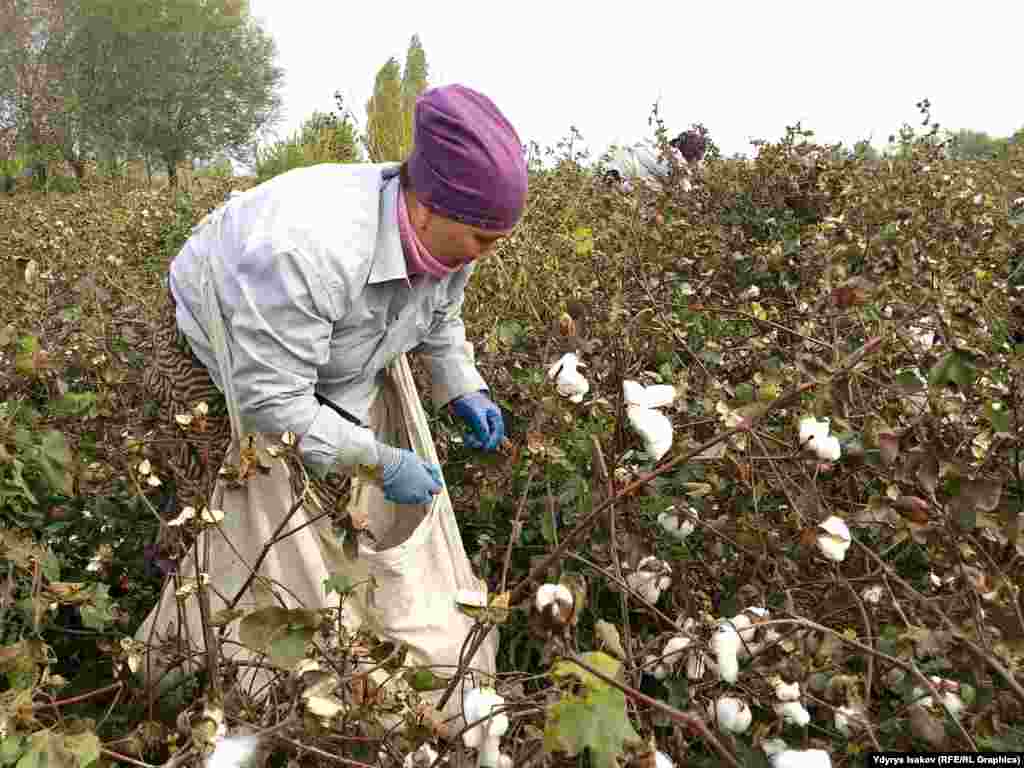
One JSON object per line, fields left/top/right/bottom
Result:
{"left": 928, "top": 350, "right": 978, "bottom": 390}
{"left": 49, "top": 392, "right": 98, "bottom": 420}
{"left": 13, "top": 335, "right": 40, "bottom": 377}
{"left": 239, "top": 607, "right": 320, "bottom": 668}
{"left": 16, "top": 731, "right": 74, "bottom": 768}
{"left": 496, "top": 320, "right": 525, "bottom": 348}
{"left": 404, "top": 667, "right": 451, "bottom": 692}
{"left": 79, "top": 584, "right": 114, "bottom": 631}
{"left": 324, "top": 573, "right": 354, "bottom": 596}
{"left": 551, "top": 652, "right": 621, "bottom": 692}
{"left": 895, "top": 370, "right": 925, "bottom": 392}
{"left": 37, "top": 430, "right": 74, "bottom": 495}
{"left": 63, "top": 733, "right": 100, "bottom": 768}
{"left": 266, "top": 628, "right": 313, "bottom": 669}
{"left": 543, "top": 686, "right": 642, "bottom": 768}
{"left": 1, "top": 735, "right": 27, "bottom": 767}
{"left": 985, "top": 402, "right": 1010, "bottom": 433}
{"left": 735, "top": 382, "right": 754, "bottom": 402}
{"left": 573, "top": 227, "right": 594, "bottom": 256}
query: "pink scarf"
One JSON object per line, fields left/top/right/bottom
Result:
{"left": 397, "top": 185, "right": 455, "bottom": 278}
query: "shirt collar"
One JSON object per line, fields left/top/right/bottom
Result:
{"left": 368, "top": 171, "right": 409, "bottom": 285}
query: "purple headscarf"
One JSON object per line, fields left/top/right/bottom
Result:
{"left": 407, "top": 84, "right": 528, "bottom": 231}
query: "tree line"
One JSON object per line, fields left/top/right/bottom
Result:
{"left": 0, "top": 0, "right": 431, "bottom": 189}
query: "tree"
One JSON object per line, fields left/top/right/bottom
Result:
{"left": 364, "top": 35, "right": 429, "bottom": 162}
{"left": 0, "top": 0, "right": 72, "bottom": 183}
{"left": 946, "top": 128, "right": 1009, "bottom": 160}
{"left": 400, "top": 34, "right": 428, "bottom": 156}
{"left": 72, "top": 0, "right": 283, "bottom": 185}
{"left": 364, "top": 57, "right": 404, "bottom": 162}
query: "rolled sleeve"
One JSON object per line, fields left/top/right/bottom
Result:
{"left": 414, "top": 265, "right": 488, "bottom": 408}
{"left": 225, "top": 242, "right": 378, "bottom": 475}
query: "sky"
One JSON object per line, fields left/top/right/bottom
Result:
{"left": 246, "top": 0, "right": 1023, "bottom": 164}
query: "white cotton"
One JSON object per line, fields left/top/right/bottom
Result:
{"left": 711, "top": 622, "right": 742, "bottom": 683}
{"left": 911, "top": 684, "right": 966, "bottom": 720}
{"left": 662, "top": 635, "right": 692, "bottom": 665}
{"left": 654, "top": 751, "right": 675, "bottom": 768}
{"left": 627, "top": 405, "right": 674, "bottom": 461}
{"left": 834, "top": 705, "right": 864, "bottom": 737}
{"left": 861, "top": 584, "right": 884, "bottom": 605}
{"left": 626, "top": 557, "right": 672, "bottom": 604}
{"left": 403, "top": 745, "right": 439, "bottom": 768}
{"left": 817, "top": 516, "right": 851, "bottom": 562}
{"left": 535, "top": 583, "right": 574, "bottom": 613}
{"left": 708, "top": 697, "right": 752, "bottom": 733}
{"left": 658, "top": 507, "right": 696, "bottom": 541}
{"left": 798, "top": 416, "right": 841, "bottom": 461}
{"left": 764, "top": 740, "right": 832, "bottom": 768}
{"left": 623, "top": 380, "right": 677, "bottom": 460}
{"left": 798, "top": 416, "right": 829, "bottom": 446}
{"left": 775, "top": 700, "right": 811, "bottom": 727}
{"left": 774, "top": 679, "right": 801, "bottom": 702}
{"left": 462, "top": 687, "right": 508, "bottom": 766}
{"left": 207, "top": 736, "right": 260, "bottom": 768}
{"left": 728, "top": 613, "right": 756, "bottom": 643}
{"left": 816, "top": 435, "right": 842, "bottom": 461}
{"left": 547, "top": 353, "right": 589, "bottom": 403}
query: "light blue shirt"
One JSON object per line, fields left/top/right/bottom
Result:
{"left": 168, "top": 162, "right": 488, "bottom": 475}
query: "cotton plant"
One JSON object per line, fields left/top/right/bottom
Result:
{"left": 623, "top": 379, "right": 677, "bottom": 460}
{"left": 547, "top": 352, "right": 589, "bottom": 403}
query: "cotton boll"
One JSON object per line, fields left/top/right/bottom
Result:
{"left": 798, "top": 416, "right": 841, "bottom": 461}
{"left": 834, "top": 705, "right": 865, "bottom": 737}
{"left": 816, "top": 516, "right": 851, "bottom": 562}
{"left": 816, "top": 435, "right": 841, "bottom": 462}
{"left": 861, "top": 585, "right": 884, "bottom": 605}
{"left": 207, "top": 735, "right": 260, "bottom": 768}
{"left": 774, "top": 678, "right": 801, "bottom": 702}
{"left": 708, "top": 696, "right": 752, "bottom": 733}
{"left": 624, "top": 380, "right": 677, "bottom": 460}
{"left": 627, "top": 557, "right": 672, "bottom": 604}
{"left": 403, "top": 745, "right": 440, "bottom": 768}
{"left": 654, "top": 751, "right": 675, "bottom": 768}
{"left": 644, "top": 654, "right": 669, "bottom": 681}
{"left": 763, "top": 740, "right": 832, "bottom": 768}
{"left": 547, "top": 353, "right": 589, "bottom": 403}
{"left": 658, "top": 507, "right": 696, "bottom": 541}
{"left": 462, "top": 688, "right": 508, "bottom": 767}
{"left": 711, "top": 622, "right": 742, "bottom": 683}
{"left": 799, "top": 416, "right": 829, "bottom": 446}
{"left": 775, "top": 700, "right": 811, "bottom": 727}
{"left": 535, "top": 583, "right": 574, "bottom": 614}
{"left": 662, "top": 635, "right": 692, "bottom": 666}
{"left": 627, "top": 405, "right": 674, "bottom": 460}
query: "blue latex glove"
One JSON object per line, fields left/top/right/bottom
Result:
{"left": 451, "top": 390, "right": 505, "bottom": 452}
{"left": 377, "top": 445, "right": 443, "bottom": 505}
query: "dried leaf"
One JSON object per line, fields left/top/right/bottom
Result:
{"left": 893, "top": 496, "right": 930, "bottom": 524}
{"left": 878, "top": 433, "right": 900, "bottom": 466}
